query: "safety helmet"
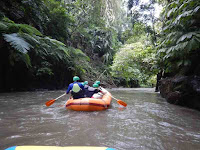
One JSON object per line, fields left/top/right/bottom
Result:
{"left": 93, "top": 83, "right": 99, "bottom": 88}
{"left": 95, "top": 81, "right": 100, "bottom": 85}
{"left": 73, "top": 76, "right": 80, "bottom": 81}
{"left": 84, "top": 81, "right": 88, "bottom": 85}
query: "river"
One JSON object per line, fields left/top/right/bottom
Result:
{"left": 1, "top": 88, "right": 200, "bottom": 150}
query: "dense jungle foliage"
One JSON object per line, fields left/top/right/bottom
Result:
{"left": 0, "top": 0, "right": 199, "bottom": 92}
{"left": 0, "top": 0, "right": 120, "bottom": 91}
{"left": 157, "top": 0, "right": 200, "bottom": 77}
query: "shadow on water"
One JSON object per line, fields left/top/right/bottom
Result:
{"left": 1, "top": 88, "right": 200, "bottom": 150}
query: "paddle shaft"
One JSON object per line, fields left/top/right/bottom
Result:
{"left": 99, "top": 87, "right": 127, "bottom": 107}
{"left": 110, "top": 95, "right": 118, "bottom": 101}
{"left": 45, "top": 93, "right": 66, "bottom": 107}
{"left": 99, "top": 87, "right": 117, "bottom": 100}
{"left": 55, "top": 93, "right": 66, "bottom": 100}
{"left": 96, "top": 70, "right": 107, "bottom": 81}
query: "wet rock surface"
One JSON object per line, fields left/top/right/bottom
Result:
{"left": 159, "top": 75, "right": 200, "bottom": 110}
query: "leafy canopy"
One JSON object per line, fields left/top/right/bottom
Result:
{"left": 111, "top": 42, "right": 156, "bottom": 86}
{"left": 156, "top": 0, "right": 200, "bottom": 73}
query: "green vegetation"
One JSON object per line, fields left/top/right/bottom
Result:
{"left": 0, "top": 17, "right": 86, "bottom": 90}
{"left": 156, "top": 0, "right": 200, "bottom": 75}
{"left": 111, "top": 42, "right": 156, "bottom": 87}
{"left": 0, "top": 0, "right": 199, "bottom": 91}
{"left": 0, "top": 0, "right": 120, "bottom": 91}
{"left": 111, "top": 0, "right": 160, "bottom": 87}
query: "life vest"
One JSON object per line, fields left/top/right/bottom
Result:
{"left": 84, "top": 85, "right": 89, "bottom": 89}
{"left": 99, "top": 87, "right": 108, "bottom": 94}
{"left": 72, "top": 83, "right": 81, "bottom": 93}
{"left": 92, "top": 92, "right": 103, "bottom": 99}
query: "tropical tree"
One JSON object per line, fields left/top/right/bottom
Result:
{"left": 111, "top": 42, "right": 156, "bottom": 87}
{"left": 126, "top": 0, "right": 161, "bottom": 45}
{"left": 0, "top": 0, "right": 123, "bottom": 91}
{"left": 0, "top": 17, "right": 88, "bottom": 91}
{"left": 156, "top": 0, "right": 200, "bottom": 75}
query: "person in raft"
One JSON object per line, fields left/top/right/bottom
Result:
{"left": 82, "top": 81, "right": 90, "bottom": 97}
{"left": 91, "top": 82, "right": 107, "bottom": 99}
{"left": 83, "top": 83, "right": 100, "bottom": 98}
{"left": 82, "top": 81, "right": 89, "bottom": 89}
{"left": 94, "top": 81, "right": 108, "bottom": 93}
{"left": 66, "top": 76, "right": 85, "bottom": 99}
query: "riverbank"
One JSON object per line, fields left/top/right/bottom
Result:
{"left": 159, "top": 75, "right": 200, "bottom": 111}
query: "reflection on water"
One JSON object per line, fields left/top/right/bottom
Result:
{"left": 1, "top": 88, "right": 200, "bottom": 150}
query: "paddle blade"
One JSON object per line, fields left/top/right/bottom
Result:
{"left": 117, "top": 100, "right": 127, "bottom": 107}
{"left": 45, "top": 99, "right": 56, "bottom": 107}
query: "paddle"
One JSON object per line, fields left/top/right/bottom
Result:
{"left": 45, "top": 93, "right": 66, "bottom": 107}
{"left": 99, "top": 86, "right": 127, "bottom": 107}
{"left": 96, "top": 70, "right": 107, "bottom": 81}
{"left": 110, "top": 95, "right": 127, "bottom": 107}
{"left": 94, "top": 70, "right": 127, "bottom": 107}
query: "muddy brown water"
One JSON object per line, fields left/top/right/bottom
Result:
{"left": 1, "top": 88, "right": 200, "bottom": 150}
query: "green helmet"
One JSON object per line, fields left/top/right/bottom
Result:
{"left": 93, "top": 83, "right": 99, "bottom": 88}
{"left": 82, "top": 81, "right": 88, "bottom": 86}
{"left": 73, "top": 76, "right": 80, "bottom": 81}
{"left": 95, "top": 81, "right": 100, "bottom": 85}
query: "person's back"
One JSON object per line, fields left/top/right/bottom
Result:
{"left": 82, "top": 81, "right": 90, "bottom": 98}
{"left": 85, "top": 85, "right": 100, "bottom": 98}
{"left": 91, "top": 84, "right": 104, "bottom": 99}
{"left": 91, "top": 81, "right": 107, "bottom": 99}
{"left": 66, "top": 76, "right": 85, "bottom": 99}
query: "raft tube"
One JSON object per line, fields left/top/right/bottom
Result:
{"left": 66, "top": 92, "right": 112, "bottom": 111}
{"left": 5, "top": 146, "right": 116, "bottom": 150}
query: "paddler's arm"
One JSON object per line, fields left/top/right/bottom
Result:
{"left": 66, "top": 83, "right": 73, "bottom": 94}
{"left": 99, "top": 86, "right": 108, "bottom": 94}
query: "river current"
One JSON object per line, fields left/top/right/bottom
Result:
{"left": 1, "top": 88, "right": 200, "bottom": 150}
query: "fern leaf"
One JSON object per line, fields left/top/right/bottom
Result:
{"left": 56, "top": 46, "right": 70, "bottom": 57}
{"left": 19, "top": 24, "right": 42, "bottom": 36}
{"left": 193, "top": 6, "right": 200, "bottom": 13}
{"left": 44, "top": 37, "right": 66, "bottom": 46}
{"left": 22, "top": 53, "right": 32, "bottom": 67}
{"left": 3, "top": 33, "right": 33, "bottom": 53}
{"left": 0, "top": 21, "right": 8, "bottom": 33}
{"left": 20, "top": 33, "right": 40, "bottom": 45}
{"left": 176, "top": 32, "right": 196, "bottom": 44}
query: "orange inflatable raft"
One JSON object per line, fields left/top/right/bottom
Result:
{"left": 66, "top": 92, "right": 112, "bottom": 111}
